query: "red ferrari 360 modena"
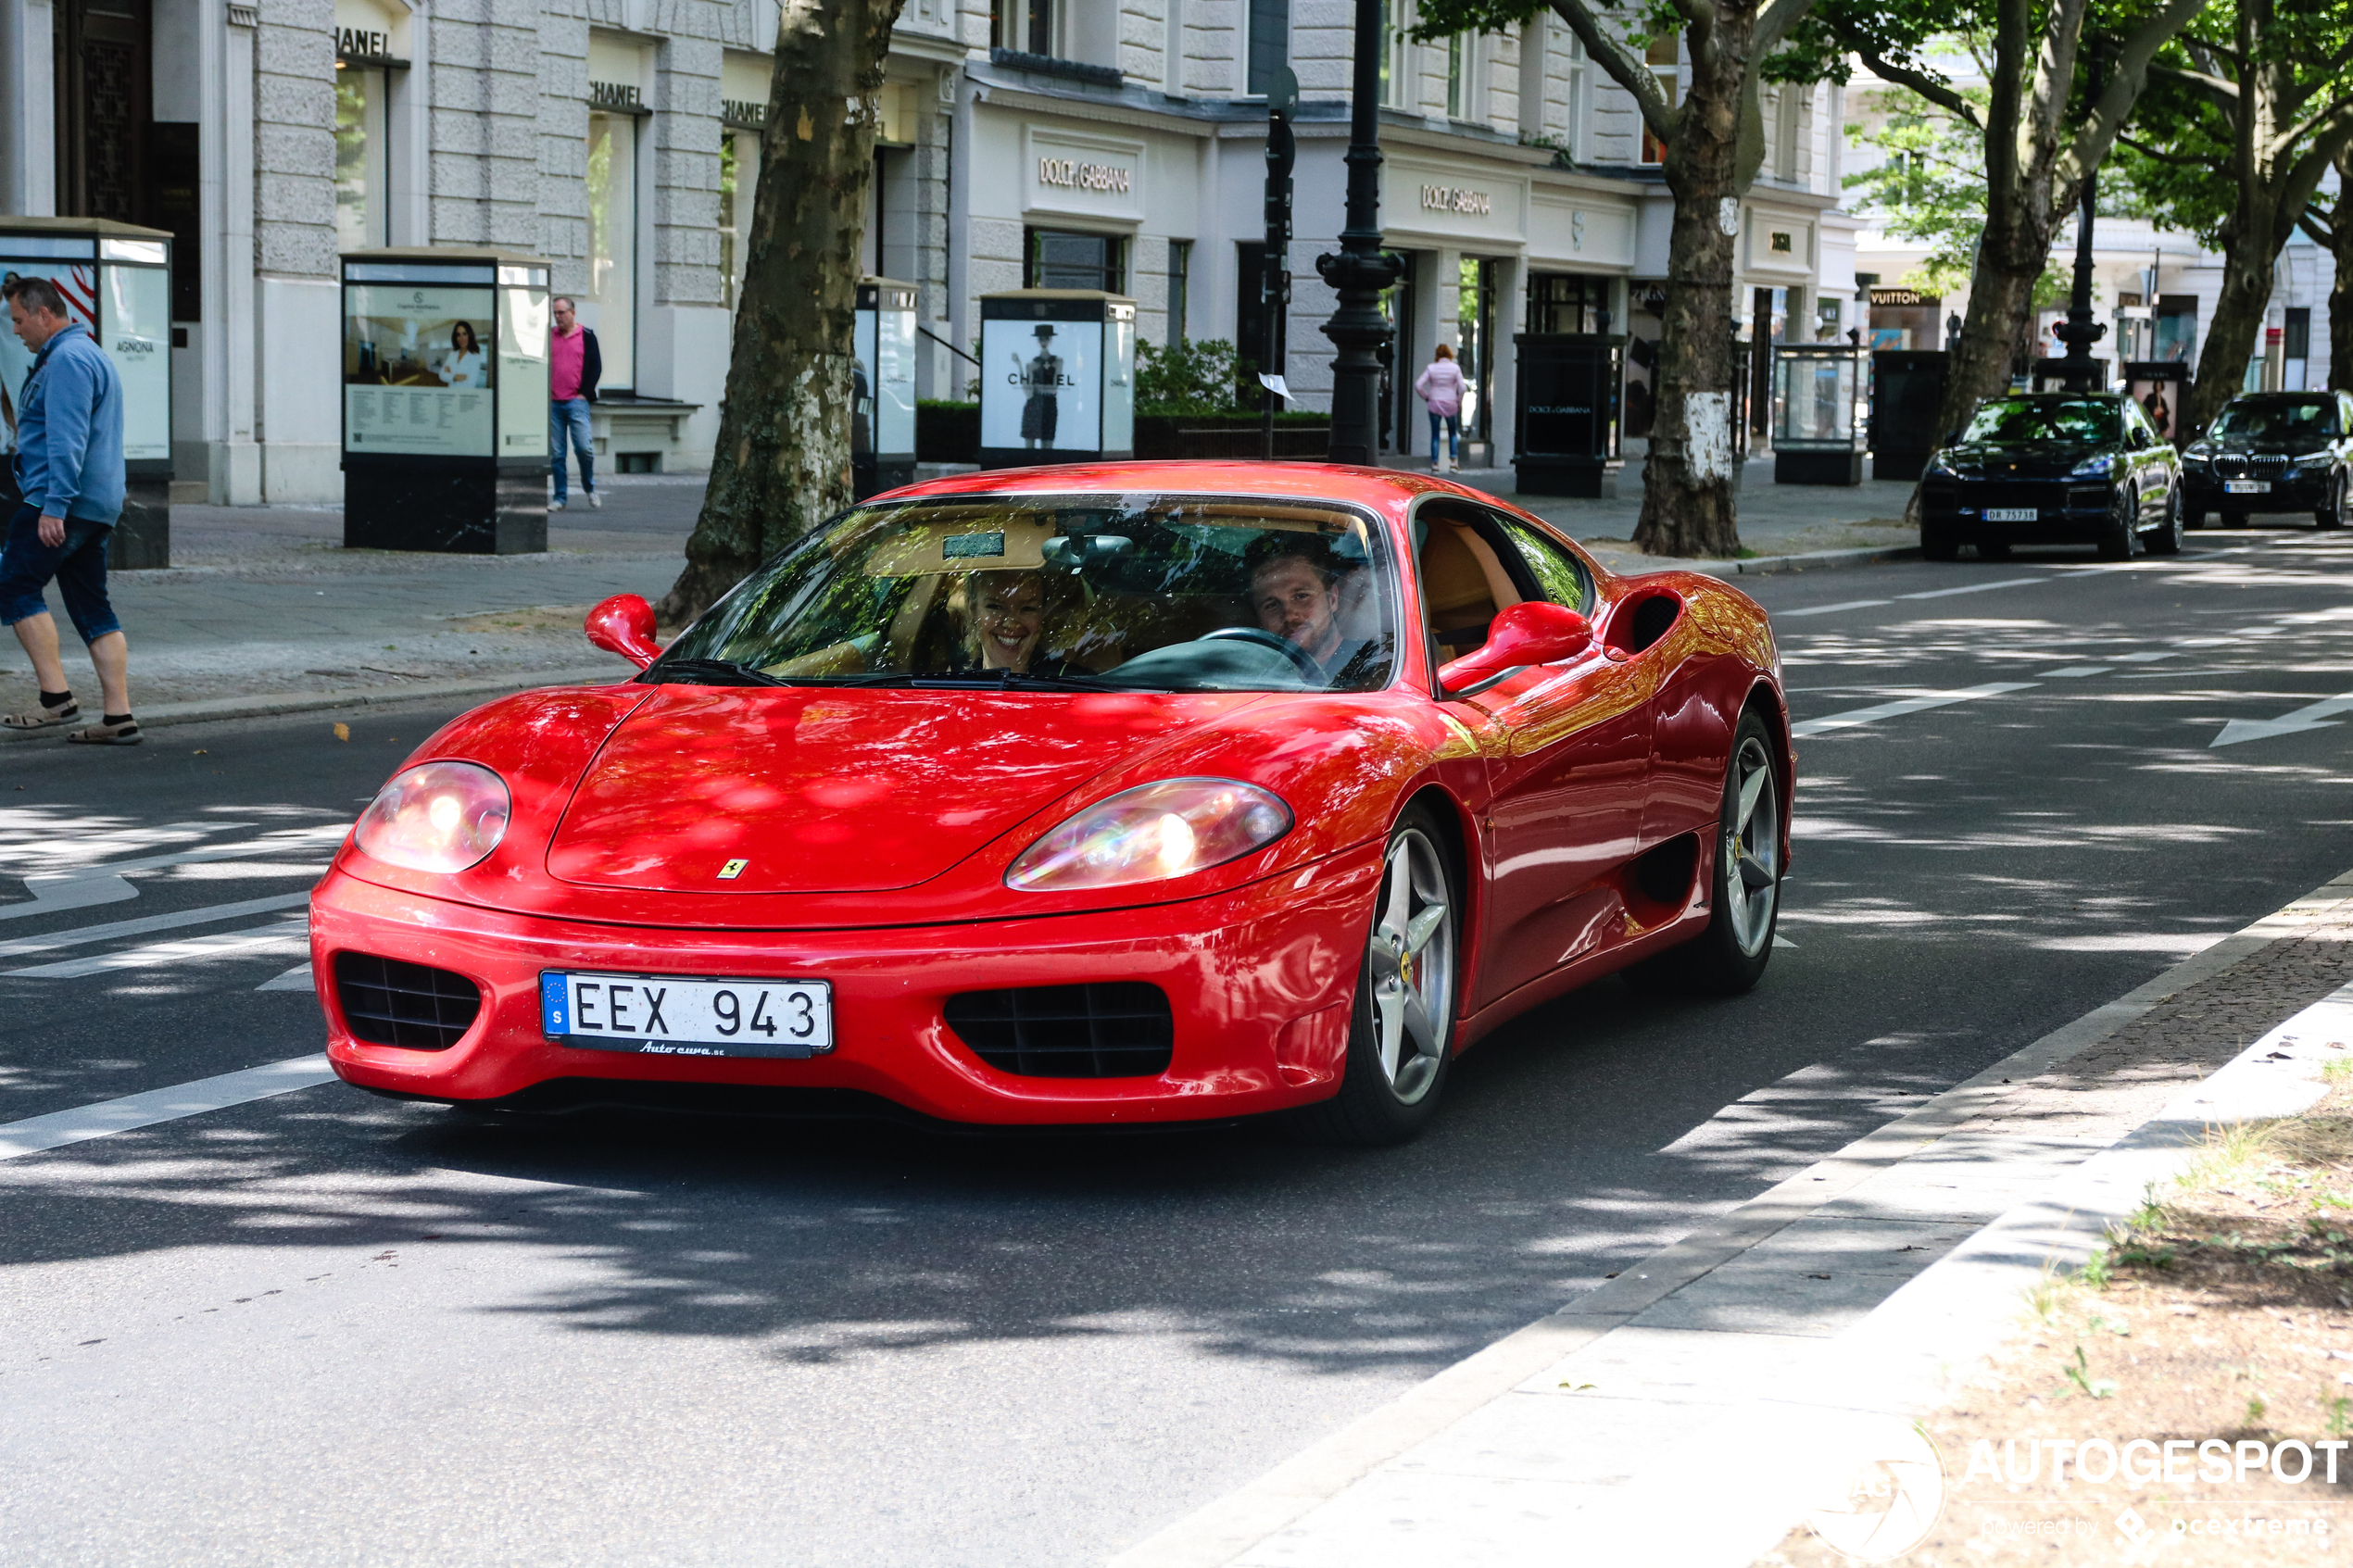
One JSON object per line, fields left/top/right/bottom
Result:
{"left": 310, "top": 462, "right": 1791, "bottom": 1145}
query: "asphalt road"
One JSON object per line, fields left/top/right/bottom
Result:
{"left": 5, "top": 528, "right": 2353, "bottom": 1566}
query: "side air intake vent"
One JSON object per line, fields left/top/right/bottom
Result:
{"left": 333, "top": 952, "right": 483, "bottom": 1050}
{"left": 943, "top": 983, "right": 1174, "bottom": 1078}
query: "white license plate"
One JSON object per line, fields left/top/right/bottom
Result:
{"left": 541, "top": 971, "right": 834, "bottom": 1059}
{"left": 1982, "top": 508, "right": 2038, "bottom": 522}
{"left": 2224, "top": 480, "right": 2271, "bottom": 495}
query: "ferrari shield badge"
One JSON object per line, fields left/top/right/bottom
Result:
{"left": 718, "top": 859, "right": 749, "bottom": 880}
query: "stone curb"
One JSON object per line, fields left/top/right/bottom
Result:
{"left": 1107, "top": 865, "right": 2353, "bottom": 1568}
{"left": 0, "top": 666, "right": 627, "bottom": 740}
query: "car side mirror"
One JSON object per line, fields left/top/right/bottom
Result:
{"left": 2129, "top": 427, "right": 2151, "bottom": 450}
{"left": 1439, "top": 601, "right": 1593, "bottom": 696}
{"left": 585, "top": 594, "right": 662, "bottom": 670}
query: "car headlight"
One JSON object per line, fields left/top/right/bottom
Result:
{"left": 354, "top": 760, "right": 511, "bottom": 873}
{"left": 1006, "top": 778, "right": 1292, "bottom": 891}
{"left": 2299, "top": 451, "right": 2334, "bottom": 469}
{"left": 1923, "top": 452, "right": 1953, "bottom": 478}
{"left": 2069, "top": 453, "right": 2116, "bottom": 478}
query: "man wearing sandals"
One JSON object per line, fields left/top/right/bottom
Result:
{"left": 1, "top": 274, "right": 136, "bottom": 745}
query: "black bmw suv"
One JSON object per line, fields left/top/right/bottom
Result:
{"left": 2180, "top": 390, "right": 2353, "bottom": 529}
{"left": 1919, "top": 392, "right": 2183, "bottom": 561}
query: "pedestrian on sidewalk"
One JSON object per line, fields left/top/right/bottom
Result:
{"left": 0, "top": 275, "right": 137, "bottom": 745}
{"left": 549, "top": 296, "right": 602, "bottom": 511}
{"left": 1415, "top": 345, "right": 1466, "bottom": 474}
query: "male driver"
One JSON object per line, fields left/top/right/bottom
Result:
{"left": 1248, "top": 541, "right": 1370, "bottom": 684}
{"left": 548, "top": 295, "right": 602, "bottom": 510}
{"left": 0, "top": 275, "right": 136, "bottom": 744}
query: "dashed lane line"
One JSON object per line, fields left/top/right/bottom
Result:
{"left": 0, "top": 892, "right": 311, "bottom": 960}
{"left": 1791, "top": 682, "right": 2041, "bottom": 740}
{"left": 0, "top": 1055, "right": 337, "bottom": 1162}
{"left": 1893, "top": 576, "right": 2052, "bottom": 601}
{"left": 1773, "top": 599, "right": 1892, "bottom": 619}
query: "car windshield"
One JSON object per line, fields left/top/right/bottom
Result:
{"left": 2211, "top": 398, "right": 2337, "bottom": 440}
{"left": 651, "top": 494, "right": 1399, "bottom": 694}
{"left": 1962, "top": 398, "right": 2120, "bottom": 445}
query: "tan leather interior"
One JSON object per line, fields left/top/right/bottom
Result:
{"left": 1418, "top": 519, "right": 1525, "bottom": 649}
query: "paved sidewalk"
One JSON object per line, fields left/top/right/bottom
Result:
{"left": 1114, "top": 867, "right": 2353, "bottom": 1567}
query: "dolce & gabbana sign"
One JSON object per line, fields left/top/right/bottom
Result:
{"left": 1422, "top": 185, "right": 1491, "bottom": 215}
{"left": 1022, "top": 128, "right": 1146, "bottom": 221}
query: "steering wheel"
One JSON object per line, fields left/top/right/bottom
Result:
{"left": 1202, "top": 626, "right": 1324, "bottom": 682}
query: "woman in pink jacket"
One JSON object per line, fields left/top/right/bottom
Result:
{"left": 1414, "top": 345, "right": 1466, "bottom": 473}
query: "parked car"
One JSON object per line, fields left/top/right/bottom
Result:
{"left": 310, "top": 463, "right": 1792, "bottom": 1146}
{"left": 1920, "top": 392, "right": 2183, "bottom": 560}
{"left": 2180, "top": 390, "right": 2353, "bottom": 530}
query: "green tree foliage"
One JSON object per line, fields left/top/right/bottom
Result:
{"left": 1134, "top": 337, "right": 1252, "bottom": 416}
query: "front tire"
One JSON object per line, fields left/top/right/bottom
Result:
{"left": 1287, "top": 808, "right": 1460, "bottom": 1147}
{"left": 1922, "top": 517, "right": 1961, "bottom": 562}
{"left": 2096, "top": 487, "right": 2143, "bottom": 560}
{"left": 1630, "top": 710, "right": 1784, "bottom": 997}
{"left": 2319, "top": 472, "right": 2346, "bottom": 530}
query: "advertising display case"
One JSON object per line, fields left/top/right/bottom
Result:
{"left": 977, "top": 290, "right": 1136, "bottom": 470}
{"left": 1511, "top": 333, "right": 1623, "bottom": 496}
{"left": 854, "top": 277, "right": 918, "bottom": 498}
{"left": 1769, "top": 343, "right": 1866, "bottom": 485}
{"left": 2122, "top": 360, "right": 2190, "bottom": 444}
{"left": 0, "top": 218, "right": 175, "bottom": 568}
{"left": 1870, "top": 350, "right": 1948, "bottom": 481}
{"left": 340, "top": 248, "right": 550, "bottom": 553}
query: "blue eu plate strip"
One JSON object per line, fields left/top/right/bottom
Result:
{"left": 540, "top": 972, "right": 569, "bottom": 1034}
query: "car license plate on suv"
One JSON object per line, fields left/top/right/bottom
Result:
{"left": 1983, "top": 508, "right": 2038, "bottom": 522}
{"left": 541, "top": 971, "right": 834, "bottom": 1058}
{"left": 2224, "top": 480, "right": 2271, "bottom": 495}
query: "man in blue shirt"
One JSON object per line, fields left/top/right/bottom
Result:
{"left": 1, "top": 274, "right": 136, "bottom": 744}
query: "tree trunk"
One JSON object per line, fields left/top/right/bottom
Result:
{"left": 2183, "top": 234, "right": 2276, "bottom": 437}
{"left": 1630, "top": 6, "right": 1755, "bottom": 559}
{"left": 2333, "top": 162, "right": 2353, "bottom": 390}
{"left": 656, "top": 0, "right": 904, "bottom": 626}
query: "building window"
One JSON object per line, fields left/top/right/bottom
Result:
{"left": 1446, "top": 33, "right": 1475, "bottom": 119}
{"left": 1640, "top": 35, "right": 1679, "bottom": 165}
{"left": 1378, "top": 0, "right": 1412, "bottom": 107}
{"left": 719, "top": 131, "right": 758, "bottom": 313}
{"left": 1566, "top": 33, "right": 1588, "bottom": 159}
{"left": 1167, "top": 238, "right": 1192, "bottom": 341}
{"left": 1247, "top": 0, "right": 1289, "bottom": 94}
{"left": 333, "top": 67, "right": 388, "bottom": 250}
{"left": 1529, "top": 273, "right": 1605, "bottom": 334}
{"left": 1026, "top": 228, "right": 1125, "bottom": 293}
{"left": 586, "top": 110, "right": 636, "bottom": 390}
{"left": 994, "top": 0, "right": 1056, "bottom": 54}
{"left": 1164, "top": 0, "right": 1185, "bottom": 93}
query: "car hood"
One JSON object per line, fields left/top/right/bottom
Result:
{"left": 544, "top": 684, "right": 1263, "bottom": 895}
{"left": 1945, "top": 444, "right": 2102, "bottom": 478}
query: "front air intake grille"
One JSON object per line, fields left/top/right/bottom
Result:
{"left": 2253, "top": 454, "right": 2290, "bottom": 479}
{"left": 333, "top": 952, "right": 483, "bottom": 1050}
{"left": 943, "top": 983, "right": 1174, "bottom": 1078}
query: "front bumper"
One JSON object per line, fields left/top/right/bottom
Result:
{"left": 2183, "top": 469, "right": 2332, "bottom": 514}
{"left": 309, "top": 847, "right": 1383, "bottom": 1125}
{"left": 1920, "top": 477, "right": 2117, "bottom": 540}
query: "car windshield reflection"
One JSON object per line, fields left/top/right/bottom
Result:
{"left": 2211, "top": 398, "right": 2338, "bottom": 441}
{"left": 649, "top": 494, "right": 1399, "bottom": 694}
{"left": 1962, "top": 397, "right": 2121, "bottom": 445}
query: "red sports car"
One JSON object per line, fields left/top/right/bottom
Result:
{"left": 310, "top": 463, "right": 1791, "bottom": 1144}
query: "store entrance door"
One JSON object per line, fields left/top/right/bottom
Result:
{"left": 53, "top": 0, "right": 154, "bottom": 222}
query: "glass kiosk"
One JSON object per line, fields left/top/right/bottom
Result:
{"left": 340, "top": 248, "right": 550, "bottom": 552}
{"left": 854, "top": 277, "right": 918, "bottom": 498}
{"left": 0, "top": 218, "right": 174, "bottom": 568}
{"left": 976, "top": 290, "right": 1136, "bottom": 470}
{"left": 1769, "top": 343, "right": 1866, "bottom": 485}
{"left": 1869, "top": 349, "right": 1948, "bottom": 482}
{"left": 1511, "top": 333, "right": 1624, "bottom": 496}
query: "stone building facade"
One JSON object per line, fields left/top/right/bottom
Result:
{"left": 0, "top": 0, "right": 1851, "bottom": 501}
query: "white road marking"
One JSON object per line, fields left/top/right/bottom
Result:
{"left": 1775, "top": 599, "right": 1892, "bottom": 618}
{"left": 1791, "top": 683, "right": 2041, "bottom": 739}
{"left": 0, "top": 1055, "right": 337, "bottom": 1161}
{"left": 7, "top": 919, "right": 310, "bottom": 979}
{"left": 0, "top": 892, "right": 312, "bottom": 960}
{"left": 2111, "top": 650, "right": 2180, "bottom": 663}
{"left": 1772, "top": 935, "right": 1797, "bottom": 949}
{"left": 2210, "top": 690, "right": 2353, "bottom": 748}
{"left": 258, "top": 962, "right": 315, "bottom": 993}
{"left": 2037, "top": 666, "right": 2113, "bottom": 678}
{"left": 1895, "top": 577, "right": 2050, "bottom": 601}
{"left": 1, "top": 824, "right": 345, "bottom": 922}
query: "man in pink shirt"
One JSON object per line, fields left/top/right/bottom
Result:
{"left": 549, "top": 296, "right": 603, "bottom": 509}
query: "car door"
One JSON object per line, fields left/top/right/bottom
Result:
{"left": 1421, "top": 506, "right": 1655, "bottom": 1010}
{"left": 2125, "top": 400, "right": 2169, "bottom": 522}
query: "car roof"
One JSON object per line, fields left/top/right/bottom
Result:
{"left": 2228, "top": 391, "right": 2335, "bottom": 403}
{"left": 876, "top": 460, "right": 1478, "bottom": 515}
{"left": 1989, "top": 391, "right": 2125, "bottom": 403}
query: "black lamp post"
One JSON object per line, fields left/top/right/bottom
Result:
{"left": 2053, "top": 47, "right": 2108, "bottom": 392}
{"left": 1317, "top": 0, "right": 1403, "bottom": 465}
